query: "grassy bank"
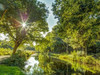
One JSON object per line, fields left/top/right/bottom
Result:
{"left": 52, "top": 51, "right": 100, "bottom": 73}
{"left": 0, "top": 50, "right": 35, "bottom": 75}
{"left": 1, "top": 50, "right": 35, "bottom": 68}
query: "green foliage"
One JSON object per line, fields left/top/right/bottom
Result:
{"left": 0, "top": 48, "right": 34, "bottom": 56}
{"left": 0, "top": 48, "right": 12, "bottom": 56}
{"left": 82, "top": 56, "right": 96, "bottom": 64}
{"left": 0, "top": 40, "right": 14, "bottom": 49}
{"left": 32, "top": 65, "right": 44, "bottom": 75}
{"left": 0, "top": 65, "right": 24, "bottom": 75}
{"left": 95, "top": 53, "right": 100, "bottom": 59}
{"left": 88, "top": 42, "right": 100, "bottom": 54}
{"left": 35, "top": 32, "right": 68, "bottom": 53}
{"left": 52, "top": 0, "right": 100, "bottom": 52}
{"left": 0, "top": 0, "right": 49, "bottom": 53}
{"left": 58, "top": 52, "right": 100, "bottom": 73}
{"left": 38, "top": 53, "right": 70, "bottom": 75}
{"left": 25, "top": 50, "right": 35, "bottom": 57}
{"left": 38, "top": 53, "right": 55, "bottom": 74}
{"left": 59, "top": 51, "right": 100, "bottom": 66}
{"left": 2, "top": 50, "right": 33, "bottom": 69}
{"left": 24, "top": 46, "right": 35, "bottom": 50}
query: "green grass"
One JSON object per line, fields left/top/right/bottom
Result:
{"left": 0, "top": 65, "right": 24, "bottom": 75}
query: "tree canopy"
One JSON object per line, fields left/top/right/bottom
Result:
{"left": 35, "top": 32, "right": 68, "bottom": 53}
{"left": 52, "top": 0, "right": 100, "bottom": 54}
{"left": 0, "top": 0, "right": 49, "bottom": 54}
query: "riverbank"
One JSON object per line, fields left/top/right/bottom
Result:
{"left": 0, "top": 55, "right": 10, "bottom": 64}
{"left": 52, "top": 52, "right": 100, "bottom": 73}
{"left": 0, "top": 50, "right": 35, "bottom": 75}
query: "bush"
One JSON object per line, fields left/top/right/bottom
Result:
{"left": 2, "top": 50, "right": 32, "bottom": 69}
{"left": 25, "top": 50, "right": 35, "bottom": 57}
{"left": 58, "top": 51, "right": 100, "bottom": 65}
{"left": 0, "top": 48, "right": 12, "bottom": 56}
{"left": 84, "top": 56, "right": 96, "bottom": 64}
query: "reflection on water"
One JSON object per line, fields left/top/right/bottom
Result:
{"left": 24, "top": 53, "right": 100, "bottom": 75}
{"left": 24, "top": 54, "right": 39, "bottom": 75}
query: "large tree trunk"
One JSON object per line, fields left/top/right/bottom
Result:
{"left": 12, "top": 41, "right": 21, "bottom": 54}
{"left": 12, "top": 28, "right": 26, "bottom": 55}
{"left": 12, "top": 44, "right": 18, "bottom": 54}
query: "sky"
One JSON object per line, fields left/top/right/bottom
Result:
{"left": 38, "top": 0, "right": 58, "bottom": 31}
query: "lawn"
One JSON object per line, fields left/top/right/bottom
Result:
{"left": 0, "top": 65, "right": 24, "bottom": 75}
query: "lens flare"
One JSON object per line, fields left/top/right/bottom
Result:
{"left": 22, "top": 23, "right": 26, "bottom": 27}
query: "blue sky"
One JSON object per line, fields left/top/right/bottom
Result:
{"left": 38, "top": 0, "right": 58, "bottom": 31}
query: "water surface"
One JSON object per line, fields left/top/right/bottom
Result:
{"left": 24, "top": 53, "right": 100, "bottom": 75}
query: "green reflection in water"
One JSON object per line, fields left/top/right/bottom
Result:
{"left": 31, "top": 53, "right": 100, "bottom": 75}
{"left": 38, "top": 53, "right": 55, "bottom": 75}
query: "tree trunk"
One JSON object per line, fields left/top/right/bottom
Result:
{"left": 12, "top": 41, "right": 21, "bottom": 54}
{"left": 66, "top": 44, "right": 69, "bottom": 54}
{"left": 83, "top": 47, "right": 87, "bottom": 56}
{"left": 81, "top": 47, "right": 82, "bottom": 55}
{"left": 12, "top": 44, "right": 18, "bottom": 54}
{"left": 82, "top": 47, "right": 85, "bottom": 56}
{"left": 85, "top": 46, "right": 87, "bottom": 56}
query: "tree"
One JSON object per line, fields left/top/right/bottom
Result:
{"left": 35, "top": 32, "right": 69, "bottom": 53}
{"left": 0, "top": 40, "right": 13, "bottom": 49}
{"left": 52, "top": 0, "right": 100, "bottom": 55}
{"left": 0, "top": 0, "right": 49, "bottom": 54}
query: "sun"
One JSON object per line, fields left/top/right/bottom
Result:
{"left": 22, "top": 23, "right": 26, "bottom": 27}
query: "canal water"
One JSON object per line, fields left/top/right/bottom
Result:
{"left": 24, "top": 53, "right": 100, "bottom": 75}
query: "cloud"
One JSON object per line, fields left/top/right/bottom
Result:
{"left": 37, "top": 0, "right": 58, "bottom": 31}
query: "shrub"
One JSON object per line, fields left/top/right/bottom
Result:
{"left": 0, "top": 48, "right": 12, "bottom": 56}
{"left": 84, "top": 56, "right": 96, "bottom": 64}
{"left": 25, "top": 50, "right": 35, "bottom": 57}
{"left": 2, "top": 50, "right": 32, "bottom": 69}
